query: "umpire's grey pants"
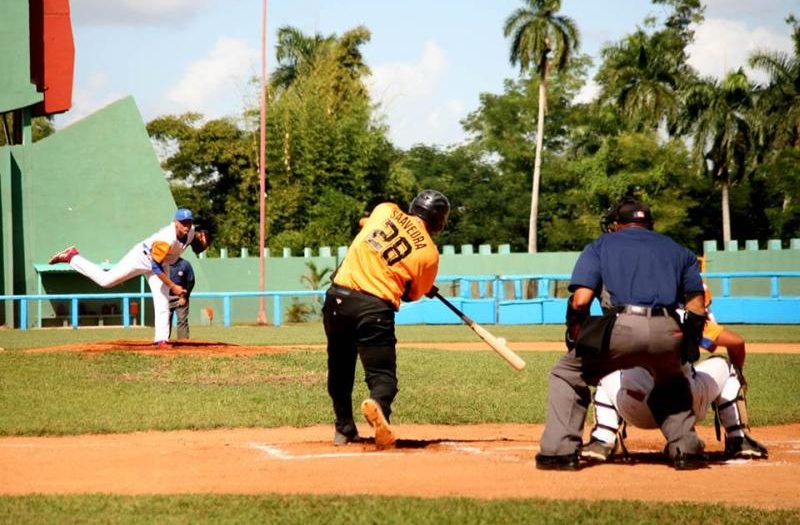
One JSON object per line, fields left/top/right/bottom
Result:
{"left": 539, "top": 312, "right": 704, "bottom": 458}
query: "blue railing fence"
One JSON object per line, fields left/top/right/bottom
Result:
{"left": 3, "top": 272, "right": 800, "bottom": 330}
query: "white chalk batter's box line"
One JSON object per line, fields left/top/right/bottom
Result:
{"left": 249, "top": 441, "right": 532, "bottom": 462}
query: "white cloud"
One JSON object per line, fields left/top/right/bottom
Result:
{"left": 53, "top": 71, "right": 124, "bottom": 128}
{"left": 575, "top": 80, "right": 601, "bottom": 104}
{"left": 368, "top": 40, "right": 447, "bottom": 104}
{"left": 71, "top": 0, "right": 214, "bottom": 26}
{"left": 368, "top": 41, "right": 467, "bottom": 148}
{"left": 164, "top": 37, "right": 259, "bottom": 118}
{"left": 702, "top": 0, "right": 791, "bottom": 19}
{"left": 688, "top": 18, "right": 793, "bottom": 83}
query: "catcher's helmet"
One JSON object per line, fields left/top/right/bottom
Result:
{"left": 601, "top": 196, "right": 653, "bottom": 232}
{"left": 409, "top": 189, "right": 450, "bottom": 234}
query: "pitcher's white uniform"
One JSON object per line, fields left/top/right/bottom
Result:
{"left": 69, "top": 223, "right": 195, "bottom": 343}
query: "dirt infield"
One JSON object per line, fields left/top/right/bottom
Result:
{"left": 7, "top": 339, "right": 800, "bottom": 508}
{"left": 1, "top": 424, "right": 799, "bottom": 508}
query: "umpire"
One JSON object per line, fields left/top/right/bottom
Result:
{"left": 536, "top": 196, "right": 708, "bottom": 471}
{"left": 168, "top": 257, "right": 195, "bottom": 340}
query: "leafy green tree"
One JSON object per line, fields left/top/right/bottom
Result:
{"left": 262, "top": 26, "right": 394, "bottom": 252}
{"left": 0, "top": 113, "right": 54, "bottom": 146}
{"left": 595, "top": 29, "right": 691, "bottom": 132}
{"left": 503, "top": 0, "right": 580, "bottom": 252}
{"left": 462, "top": 59, "right": 588, "bottom": 251}
{"left": 271, "top": 26, "right": 333, "bottom": 90}
{"left": 681, "top": 69, "right": 756, "bottom": 244}
{"left": 147, "top": 113, "right": 258, "bottom": 254}
{"left": 400, "top": 145, "right": 529, "bottom": 250}
{"left": 595, "top": 1, "right": 702, "bottom": 133}
{"left": 543, "top": 129, "right": 703, "bottom": 250}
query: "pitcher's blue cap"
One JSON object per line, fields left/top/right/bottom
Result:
{"left": 175, "top": 208, "right": 194, "bottom": 221}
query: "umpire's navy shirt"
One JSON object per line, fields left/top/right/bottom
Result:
{"left": 569, "top": 227, "right": 703, "bottom": 308}
{"left": 169, "top": 258, "right": 195, "bottom": 296}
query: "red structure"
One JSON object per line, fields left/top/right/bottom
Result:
{"left": 29, "top": 0, "right": 75, "bottom": 117}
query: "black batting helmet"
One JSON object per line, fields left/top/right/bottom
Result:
{"left": 601, "top": 196, "right": 653, "bottom": 232}
{"left": 409, "top": 189, "right": 450, "bottom": 234}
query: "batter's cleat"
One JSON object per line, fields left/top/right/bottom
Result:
{"left": 535, "top": 452, "right": 580, "bottom": 471}
{"left": 672, "top": 451, "right": 708, "bottom": 471}
{"left": 153, "top": 341, "right": 172, "bottom": 349}
{"left": 361, "top": 398, "right": 395, "bottom": 450}
{"left": 581, "top": 438, "right": 615, "bottom": 462}
{"left": 333, "top": 430, "right": 363, "bottom": 446}
{"left": 725, "top": 434, "right": 768, "bottom": 459}
{"left": 48, "top": 246, "right": 78, "bottom": 264}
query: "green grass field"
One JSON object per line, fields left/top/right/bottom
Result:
{"left": 1, "top": 324, "right": 798, "bottom": 523}
{"left": 1, "top": 494, "right": 797, "bottom": 525}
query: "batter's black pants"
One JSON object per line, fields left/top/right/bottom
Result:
{"left": 323, "top": 284, "right": 398, "bottom": 438}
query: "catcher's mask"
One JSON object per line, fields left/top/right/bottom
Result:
{"left": 601, "top": 196, "right": 653, "bottom": 233}
{"left": 409, "top": 189, "right": 450, "bottom": 234}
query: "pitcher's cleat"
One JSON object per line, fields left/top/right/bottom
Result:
{"left": 154, "top": 341, "right": 172, "bottom": 349}
{"left": 361, "top": 398, "right": 396, "bottom": 450}
{"left": 48, "top": 246, "right": 78, "bottom": 264}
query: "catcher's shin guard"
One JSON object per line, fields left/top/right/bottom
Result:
{"left": 715, "top": 363, "right": 768, "bottom": 459}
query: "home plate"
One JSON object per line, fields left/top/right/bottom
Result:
{"left": 250, "top": 443, "right": 395, "bottom": 460}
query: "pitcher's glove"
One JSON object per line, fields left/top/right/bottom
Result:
{"left": 191, "top": 230, "right": 210, "bottom": 254}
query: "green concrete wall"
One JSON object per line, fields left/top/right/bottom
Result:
{"left": 703, "top": 249, "right": 800, "bottom": 296}
{"left": 0, "top": 0, "right": 43, "bottom": 113}
{"left": 186, "top": 242, "right": 798, "bottom": 325}
{"left": 4, "top": 96, "right": 210, "bottom": 326}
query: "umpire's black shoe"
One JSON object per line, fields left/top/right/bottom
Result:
{"left": 672, "top": 452, "right": 708, "bottom": 471}
{"left": 535, "top": 452, "right": 580, "bottom": 471}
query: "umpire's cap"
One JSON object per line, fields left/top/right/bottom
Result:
{"left": 602, "top": 196, "right": 653, "bottom": 232}
{"left": 617, "top": 198, "right": 652, "bottom": 226}
{"left": 409, "top": 189, "right": 450, "bottom": 234}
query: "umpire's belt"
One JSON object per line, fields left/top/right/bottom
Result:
{"left": 619, "top": 305, "right": 671, "bottom": 317}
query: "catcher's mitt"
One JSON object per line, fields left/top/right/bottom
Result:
{"left": 191, "top": 230, "right": 210, "bottom": 254}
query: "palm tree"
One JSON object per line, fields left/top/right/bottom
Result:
{"left": 503, "top": 0, "right": 579, "bottom": 253}
{"left": 747, "top": 16, "right": 800, "bottom": 234}
{"left": 748, "top": 15, "right": 800, "bottom": 150}
{"left": 271, "top": 26, "right": 333, "bottom": 90}
{"left": 596, "top": 29, "right": 692, "bottom": 133}
{"left": 682, "top": 69, "right": 755, "bottom": 244}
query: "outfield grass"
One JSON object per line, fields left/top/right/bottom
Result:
{"left": 1, "top": 348, "right": 798, "bottom": 435}
{"left": 0, "top": 495, "right": 797, "bottom": 525}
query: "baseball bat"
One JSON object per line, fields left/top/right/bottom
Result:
{"left": 433, "top": 292, "right": 526, "bottom": 371}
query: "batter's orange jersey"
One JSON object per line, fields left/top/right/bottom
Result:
{"left": 334, "top": 203, "right": 440, "bottom": 309}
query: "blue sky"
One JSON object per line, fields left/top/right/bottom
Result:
{"left": 57, "top": 0, "right": 797, "bottom": 149}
